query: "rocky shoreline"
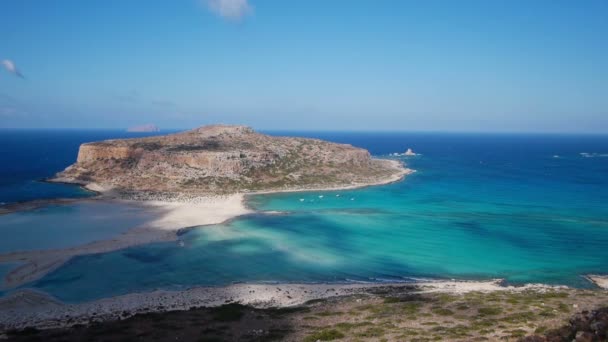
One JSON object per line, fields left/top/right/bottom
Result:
{"left": 0, "top": 279, "right": 571, "bottom": 332}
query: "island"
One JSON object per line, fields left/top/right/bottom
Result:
{"left": 126, "top": 124, "right": 160, "bottom": 132}
{"left": 52, "top": 124, "right": 408, "bottom": 196}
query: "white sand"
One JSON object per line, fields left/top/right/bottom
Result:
{"left": 586, "top": 275, "right": 608, "bottom": 289}
{"left": 0, "top": 279, "right": 567, "bottom": 331}
{"left": 133, "top": 194, "right": 251, "bottom": 231}
{"left": 0, "top": 194, "right": 251, "bottom": 289}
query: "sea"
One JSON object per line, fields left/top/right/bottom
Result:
{"left": 1, "top": 129, "right": 607, "bottom": 302}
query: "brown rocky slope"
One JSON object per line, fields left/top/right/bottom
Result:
{"left": 51, "top": 125, "right": 408, "bottom": 196}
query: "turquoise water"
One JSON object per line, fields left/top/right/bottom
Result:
{"left": 0, "top": 202, "right": 153, "bottom": 253}
{"left": 1, "top": 132, "right": 607, "bottom": 302}
{"left": 25, "top": 133, "right": 608, "bottom": 303}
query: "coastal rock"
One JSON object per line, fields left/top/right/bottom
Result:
{"left": 522, "top": 307, "right": 608, "bottom": 341}
{"left": 51, "top": 125, "right": 406, "bottom": 195}
{"left": 404, "top": 148, "right": 417, "bottom": 156}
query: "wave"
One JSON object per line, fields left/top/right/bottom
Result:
{"left": 580, "top": 152, "right": 608, "bottom": 158}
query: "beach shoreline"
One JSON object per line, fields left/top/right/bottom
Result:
{"left": 0, "top": 279, "right": 573, "bottom": 332}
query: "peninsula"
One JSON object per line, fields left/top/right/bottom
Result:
{"left": 1, "top": 125, "right": 411, "bottom": 289}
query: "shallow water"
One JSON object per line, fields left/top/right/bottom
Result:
{"left": 0, "top": 262, "right": 21, "bottom": 296}
{"left": 26, "top": 133, "right": 608, "bottom": 303}
{"left": 0, "top": 263, "right": 19, "bottom": 282}
{"left": 0, "top": 202, "right": 154, "bottom": 253}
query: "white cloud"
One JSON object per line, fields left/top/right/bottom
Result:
{"left": 205, "top": 0, "right": 252, "bottom": 20}
{"left": 1, "top": 59, "right": 24, "bottom": 78}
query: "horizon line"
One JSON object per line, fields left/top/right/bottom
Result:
{"left": 0, "top": 127, "right": 607, "bottom": 135}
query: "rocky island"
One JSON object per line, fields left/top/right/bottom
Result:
{"left": 51, "top": 125, "right": 409, "bottom": 197}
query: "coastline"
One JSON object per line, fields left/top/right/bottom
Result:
{"left": 0, "top": 279, "right": 570, "bottom": 332}
{"left": 0, "top": 159, "right": 606, "bottom": 334}
{"left": 0, "top": 158, "right": 411, "bottom": 290}
{"left": 244, "top": 159, "right": 414, "bottom": 195}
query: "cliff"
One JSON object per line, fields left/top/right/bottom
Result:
{"left": 52, "top": 125, "right": 407, "bottom": 195}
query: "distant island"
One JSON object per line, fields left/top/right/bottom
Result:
{"left": 126, "top": 124, "right": 160, "bottom": 132}
{"left": 52, "top": 125, "right": 410, "bottom": 197}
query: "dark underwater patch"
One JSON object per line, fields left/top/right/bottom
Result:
{"left": 33, "top": 273, "right": 84, "bottom": 287}
{"left": 122, "top": 248, "right": 177, "bottom": 263}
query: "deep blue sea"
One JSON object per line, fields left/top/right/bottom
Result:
{"left": 1, "top": 130, "right": 608, "bottom": 302}
{"left": 0, "top": 130, "right": 168, "bottom": 204}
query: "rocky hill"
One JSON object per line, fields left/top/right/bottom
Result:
{"left": 51, "top": 125, "right": 407, "bottom": 196}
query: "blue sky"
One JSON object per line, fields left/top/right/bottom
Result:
{"left": 1, "top": 0, "right": 607, "bottom": 132}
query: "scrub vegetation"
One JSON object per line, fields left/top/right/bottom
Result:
{"left": 3, "top": 288, "right": 608, "bottom": 341}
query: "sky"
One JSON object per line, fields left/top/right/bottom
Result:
{"left": 1, "top": 0, "right": 607, "bottom": 132}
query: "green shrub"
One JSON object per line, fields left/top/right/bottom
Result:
{"left": 303, "top": 329, "right": 345, "bottom": 341}
{"left": 477, "top": 307, "right": 502, "bottom": 316}
{"left": 212, "top": 304, "right": 246, "bottom": 322}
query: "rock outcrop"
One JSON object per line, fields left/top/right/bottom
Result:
{"left": 521, "top": 307, "right": 608, "bottom": 342}
{"left": 52, "top": 125, "right": 406, "bottom": 195}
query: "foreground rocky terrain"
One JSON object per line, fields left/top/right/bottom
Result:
{"left": 2, "top": 286, "right": 607, "bottom": 341}
{"left": 51, "top": 125, "right": 408, "bottom": 196}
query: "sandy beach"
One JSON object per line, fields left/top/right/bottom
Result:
{"left": 0, "top": 279, "right": 566, "bottom": 332}
{"left": 586, "top": 275, "right": 608, "bottom": 289}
